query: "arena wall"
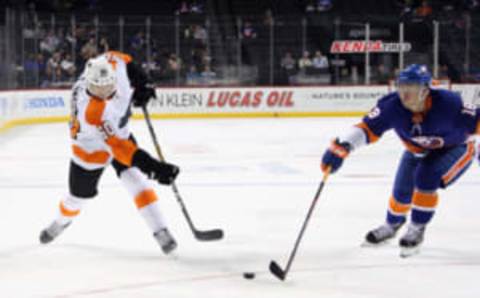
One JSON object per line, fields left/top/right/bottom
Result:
{"left": 0, "top": 84, "right": 479, "bottom": 133}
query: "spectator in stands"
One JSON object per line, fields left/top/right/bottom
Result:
{"left": 416, "top": 0, "right": 433, "bottom": 17}
{"left": 312, "top": 50, "right": 329, "bottom": 70}
{"left": 23, "top": 53, "right": 38, "bottom": 87}
{"left": 177, "top": 0, "right": 204, "bottom": 14}
{"left": 190, "top": 0, "right": 204, "bottom": 13}
{"left": 281, "top": 51, "right": 296, "bottom": 73}
{"left": 317, "top": 0, "right": 333, "bottom": 11}
{"left": 73, "top": 26, "right": 87, "bottom": 51}
{"left": 161, "top": 53, "right": 182, "bottom": 81}
{"left": 55, "top": 28, "right": 69, "bottom": 53}
{"left": 399, "top": 0, "right": 415, "bottom": 16}
{"left": 98, "top": 37, "right": 110, "bottom": 53}
{"left": 466, "top": 0, "right": 479, "bottom": 10}
{"left": 186, "top": 65, "right": 200, "bottom": 82}
{"left": 178, "top": 1, "right": 190, "bottom": 13}
{"left": 201, "top": 65, "right": 217, "bottom": 81}
{"left": 36, "top": 53, "right": 47, "bottom": 86}
{"left": 190, "top": 48, "right": 204, "bottom": 70}
{"left": 193, "top": 25, "right": 208, "bottom": 43}
{"left": 201, "top": 50, "right": 212, "bottom": 67}
{"left": 306, "top": 0, "right": 333, "bottom": 12}
{"left": 46, "top": 51, "right": 62, "bottom": 83}
{"left": 40, "top": 29, "right": 60, "bottom": 54}
{"left": 264, "top": 9, "right": 274, "bottom": 26}
{"left": 375, "top": 63, "right": 390, "bottom": 84}
{"left": 280, "top": 51, "right": 296, "bottom": 84}
{"left": 168, "top": 53, "right": 182, "bottom": 72}
{"left": 242, "top": 22, "right": 257, "bottom": 39}
{"left": 130, "top": 31, "right": 146, "bottom": 52}
{"left": 351, "top": 65, "right": 359, "bottom": 84}
{"left": 184, "top": 25, "right": 193, "bottom": 39}
{"left": 142, "top": 52, "right": 160, "bottom": 74}
{"left": 306, "top": 0, "right": 316, "bottom": 12}
{"left": 60, "top": 53, "right": 76, "bottom": 81}
{"left": 298, "top": 51, "right": 313, "bottom": 72}
{"left": 80, "top": 37, "right": 97, "bottom": 61}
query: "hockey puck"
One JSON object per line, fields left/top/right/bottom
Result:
{"left": 243, "top": 272, "right": 256, "bottom": 279}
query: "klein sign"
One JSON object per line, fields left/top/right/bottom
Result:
{"left": 330, "top": 40, "right": 412, "bottom": 54}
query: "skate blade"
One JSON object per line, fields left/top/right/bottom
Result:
{"left": 400, "top": 246, "right": 420, "bottom": 258}
{"left": 361, "top": 239, "right": 391, "bottom": 248}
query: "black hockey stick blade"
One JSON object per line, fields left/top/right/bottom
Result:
{"left": 269, "top": 261, "right": 286, "bottom": 281}
{"left": 195, "top": 229, "right": 224, "bottom": 241}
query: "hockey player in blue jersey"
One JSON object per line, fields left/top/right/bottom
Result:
{"left": 321, "top": 64, "right": 479, "bottom": 257}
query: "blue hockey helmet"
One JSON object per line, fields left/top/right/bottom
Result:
{"left": 397, "top": 64, "right": 432, "bottom": 86}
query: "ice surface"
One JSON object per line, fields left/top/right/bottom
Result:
{"left": 0, "top": 118, "right": 479, "bottom": 298}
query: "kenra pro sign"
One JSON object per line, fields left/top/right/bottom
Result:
{"left": 330, "top": 40, "right": 411, "bottom": 54}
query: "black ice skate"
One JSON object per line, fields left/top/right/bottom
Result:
{"left": 399, "top": 224, "right": 425, "bottom": 258}
{"left": 154, "top": 228, "right": 177, "bottom": 254}
{"left": 39, "top": 221, "right": 71, "bottom": 244}
{"left": 364, "top": 222, "right": 404, "bottom": 245}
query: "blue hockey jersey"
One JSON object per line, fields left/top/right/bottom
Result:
{"left": 356, "top": 89, "right": 479, "bottom": 154}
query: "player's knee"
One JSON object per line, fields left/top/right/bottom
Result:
{"left": 415, "top": 168, "right": 442, "bottom": 191}
{"left": 69, "top": 176, "right": 100, "bottom": 198}
{"left": 112, "top": 159, "right": 129, "bottom": 177}
{"left": 119, "top": 167, "right": 152, "bottom": 197}
{"left": 69, "top": 161, "right": 103, "bottom": 199}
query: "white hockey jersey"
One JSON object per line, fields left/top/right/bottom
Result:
{"left": 70, "top": 51, "right": 137, "bottom": 170}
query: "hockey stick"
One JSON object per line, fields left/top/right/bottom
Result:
{"left": 141, "top": 105, "right": 224, "bottom": 241}
{"left": 269, "top": 169, "right": 330, "bottom": 281}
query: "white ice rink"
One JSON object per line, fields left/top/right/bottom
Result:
{"left": 1, "top": 117, "right": 480, "bottom": 298}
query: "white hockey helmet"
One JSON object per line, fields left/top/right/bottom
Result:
{"left": 84, "top": 55, "right": 117, "bottom": 99}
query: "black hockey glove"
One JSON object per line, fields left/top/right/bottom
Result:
{"left": 127, "top": 62, "right": 157, "bottom": 107}
{"left": 132, "top": 83, "right": 156, "bottom": 107}
{"left": 132, "top": 149, "right": 180, "bottom": 185}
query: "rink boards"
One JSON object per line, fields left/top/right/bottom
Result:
{"left": 0, "top": 84, "right": 479, "bottom": 133}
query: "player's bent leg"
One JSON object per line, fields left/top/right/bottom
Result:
{"left": 365, "top": 151, "right": 418, "bottom": 245}
{"left": 40, "top": 161, "right": 103, "bottom": 244}
{"left": 400, "top": 142, "right": 475, "bottom": 257}
{"left": 117, "top": 164, "right": 177, "bottom": 254}
{"left": 39, "top": 195, "right": 86, "bottom": 244}
{"left": 365, "top": 220, "right": 404, "bottom": 245}
{"left": 399, "top": 189, "right": 435, "bottom": 257}
{"left": 365, "top": 195, "right": 410, "bottom": 245}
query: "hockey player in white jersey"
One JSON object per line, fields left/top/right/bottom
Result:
{"left": 39, "top": 51, "right": 179, "bottom": 254}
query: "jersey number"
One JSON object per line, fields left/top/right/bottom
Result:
{"left": 462, "top": 103, "right": 476, "bottom": 117}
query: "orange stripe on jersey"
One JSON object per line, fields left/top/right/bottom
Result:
{"left": 134, "top": 189, "right": 158, "bottom": 209}
{"left": 442, "top": 142, "right": 475, "bottom": 185}
{"left": 475, "top": 120, "right": 480, "bottom": 135}
{"left": 423, "top": 95, "right": 432, "bottom": 113}
{"left": 85, "top": 97, "right": 106, "bottom": 126}
{"left": 72, "top": 145, "right": 110, "bottom": 164}
{"left": 355, "top": 122, "right": 380, "bottom": 143}
{"left": 402, "top": 140, "right": 426, "bottom": 154}
{"left": 59, "top": 202, "right": 80, "bottom": 217}
{"left": 106, "top": 51, "right": 132, "bottom": 64}
{"left": 412, "top": 191, "right": 438, "bottom": 209}
{"left": 105, "top": 136, "right": 138, "bottom": 166}
{"left": 389, "top": 196, "right": 411, "bottom": 214}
